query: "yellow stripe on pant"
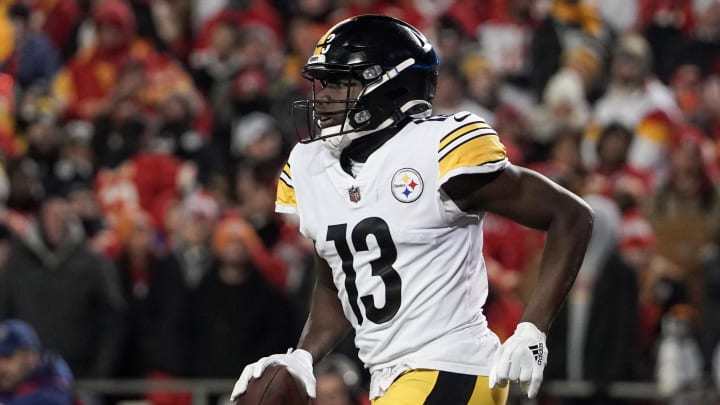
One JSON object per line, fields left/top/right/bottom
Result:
{"left": 372, "top": 369, "right": 509, "bottom": 405}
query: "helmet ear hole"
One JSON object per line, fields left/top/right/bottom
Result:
{"left": 352, "top": 110, "right": 371, "bottom": 125}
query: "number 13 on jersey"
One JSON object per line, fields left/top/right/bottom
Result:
{"left": 326, "top": 217, "right": 402, "bottom": 325}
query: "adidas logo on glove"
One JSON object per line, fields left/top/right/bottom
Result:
{"left": 529, "top": 343, "right": 544, "bottom": 365}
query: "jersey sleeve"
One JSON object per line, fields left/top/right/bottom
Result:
{"left": 437, "top": 112, "right": 509, "bottom": 185}
{"left": 275, "top": 162, "right": 297, "bottom": 214}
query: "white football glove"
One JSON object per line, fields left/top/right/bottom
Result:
{"left": 230, "top": 348, "right": 316, "bottom": 401}
{"left": 489, "top": 322, "right": 548, "bottom": 399}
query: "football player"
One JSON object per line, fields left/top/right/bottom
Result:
{"left": 231, "top": 15, "right": 594, "bottom": 405}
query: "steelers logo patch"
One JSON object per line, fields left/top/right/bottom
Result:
{"left": 391, "top": 168, "right": 424, "bottom": 203}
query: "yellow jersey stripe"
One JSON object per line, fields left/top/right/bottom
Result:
{"left": 438, "top": 121, "right": 490, "bottom": 152}
{"left": 282, "top": 163, "right": 291, "bottom": 178}
{"left": 438, "top": 134, "right": 507, "bottom": 179}
{"left": 276, "top": 162, "right": 296, "bottom": 207}
{"left": 276, "top": 177, "right": 297, "bottom": 207}
{"left": 278, "top": 175, "right": 293, "bottom": 189}
{"left": 439, "top": 128, "right": 498, "bottom": 161}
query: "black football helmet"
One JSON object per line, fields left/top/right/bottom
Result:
{"left": 293, "top": 15, "right": 439, "bottom": 150}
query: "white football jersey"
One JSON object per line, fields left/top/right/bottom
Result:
{"left": 276, "top": 111, "right": 509, "bottom": 377}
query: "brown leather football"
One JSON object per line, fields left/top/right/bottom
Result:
{"left": 234, "top": 364, "right": 311, "bottom": 405}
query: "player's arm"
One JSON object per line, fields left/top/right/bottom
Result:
{"left": 442, "top": 164, "right": 594, "bottom": 397}
{"left": 297, "top": 249, "right": 353, "bottom": 362}
{"left": 444, "top": 164, "right": 593, "bottom": 329}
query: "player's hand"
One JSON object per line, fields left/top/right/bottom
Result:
{"left": 230, "top": 348, "right": 316, "bottom": 400}
{"left": 489, "top": 322, "right": 547, "bottom": 398}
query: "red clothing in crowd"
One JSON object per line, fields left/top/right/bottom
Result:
{"left": 637, "top": 0, "right": 695, "bottom": 33}
{"left": 95, "top": 152, "right": 185, "bottom": 228}
{"left": 213, "top": 213, "right": 289, "bottom": 291}
{"left": 194, "top": 0, "right": 283, "bottom": 51}
{"left": 52, "top": 0, "right": 198, "bottom": 121}
{"left": 33, "top": 0, "right": 83, "bottom": 55}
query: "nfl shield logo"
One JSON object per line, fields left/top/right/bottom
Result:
{"left": 348, "top": 186, "right": 361, "bottom": 203}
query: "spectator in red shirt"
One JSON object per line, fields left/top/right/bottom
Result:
{"left": 52, "top": 0, "right": 200, "bottom": 121}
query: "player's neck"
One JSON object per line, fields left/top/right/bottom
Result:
{"left": 339, "top": 122, "right": 406, "bottom": 176}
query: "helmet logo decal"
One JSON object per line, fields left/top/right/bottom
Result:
{"left": 348, "top": 186, "right": 361, "bottom": 203}
{"left": 314, "top": 33, "right": 336, "bottom": 56}
{"left": 391, "top": 169, "right": 424, "bottom": 203}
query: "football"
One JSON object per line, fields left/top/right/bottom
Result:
{"left": 234, "top": 364, "right": 311, "bottom": 405}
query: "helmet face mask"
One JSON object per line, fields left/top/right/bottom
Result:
{"left": 293, "top": 15, "right": 439, "bottom": 151}
{"left": 293, "top": 67, "right": 370, "bottom": 147}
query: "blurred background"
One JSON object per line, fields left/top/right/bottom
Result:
{"left": 0, "top": 0, "right": 719, "bottom": 404}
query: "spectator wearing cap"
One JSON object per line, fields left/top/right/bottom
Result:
{"left": 212, "top": 213, "right": 288, "bottom": 292}
{"left": 171, "top": 189, "right": 221, "bottom": 289}
{"left": 187, "top": 214, "right": 294, "bottom": 382}
{"left": 532, "top": 45, "right": 600, "bottom": 145}
{"left": 0, "top": 319, "right": 74, "bottom": 405}
{"left": 0, "top": 195, "right": 125, "bottom": 378}
{"left": 5, "top": 3, "right": 60, "bottom": 90}
{"left": 231, "top": 112, "right": 286, "bottom": 184}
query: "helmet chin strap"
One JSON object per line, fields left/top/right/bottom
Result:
{"left": 319, "top": 123, "right": 357, "bottom": 151}
{"left": 401, "top": 100, "right": 433, "bottom": 119}
{"left": 320, "top": 100, "right": 433, "bottom": 151}
{"left": 320, "top": 119, "right": 380, "bottom": 151}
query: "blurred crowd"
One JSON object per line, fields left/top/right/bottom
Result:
{"left": 0, "top": 0, "right": 719, "bottom": 404}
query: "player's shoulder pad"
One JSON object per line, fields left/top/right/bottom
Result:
{"left": 434, "top": 111, "right": 507, "bottom": 182}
